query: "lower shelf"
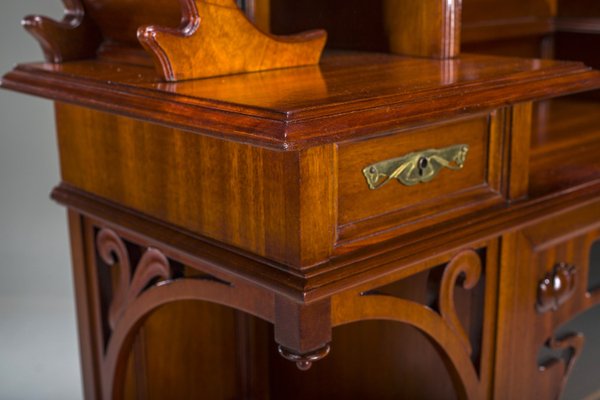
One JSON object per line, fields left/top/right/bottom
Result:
{"left": 123, "top": 301, "right": 461, "bottom": 400}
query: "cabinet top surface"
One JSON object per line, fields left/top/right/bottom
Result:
{"left": 3, "top": 51, "right": 599, "bottom": 149}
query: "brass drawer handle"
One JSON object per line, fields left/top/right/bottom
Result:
{"left": 362, "top": 144, "right": 469, "bottom": 190}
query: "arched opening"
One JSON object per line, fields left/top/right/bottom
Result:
{"left": 119, "top": 300, "right": 461, "bottom": 400}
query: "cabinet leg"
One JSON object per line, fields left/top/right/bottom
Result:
{"left": 274, "top": 296, "right": 332, "bottom": 370}
{"left": 68, "top": 210, "right": 102, "bottom": 399}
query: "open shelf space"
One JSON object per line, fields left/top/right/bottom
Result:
{"left": 529, "top": 94, "right": 600, "bottom": 198}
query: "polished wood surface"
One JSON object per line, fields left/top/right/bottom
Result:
{"left": 126, "top": 302, "right": 265, "bottom": 400}
{"left": 495, "top": 201, "right": 600, "bottom": 399}
{"left": 3, "top": 0, "right": 600, "bottom": 399}
{"left": 2, "top": 52, "right": 599, "bottom": 149}
{"left": 462, "top": 0, "right": 554, "bottom": 44}
{"left": 84, "top": 0, "right": 180, "bottom": 46}
{"left": 530, "top": 97, "right": 600, "bottom": 198}
{"left": 337, "top": 114, "right": 504, "bottom": 245}
{"left": 271, "top": 0, "right": 461, "bottom": 58}
{"left": 339, "top": 116, "right": 490, "bottom": 224}
{"left": 137, "top": 0, "right": 326, "bottom": 81}
{"left": 21, "top": 0, "right": 326, "bottom": 81}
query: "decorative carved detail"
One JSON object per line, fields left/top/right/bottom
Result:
{"left": 338, "top": 294, "right": 480, "bottom": 399}
{"left": 539, "top": 332, "right": 585, "bottom": 399}
{"left": 361, "top": 249, "right": 482, "bottom": 356}
{"left": 278, "top": 345, "right": 331, "bottom": 371}
{"left": 537, "top": 263, "right": 577, "bottom": 314}
{"left": 362, "top": 144, "right": 469, "bottom": 190}
{"left": 22, "top": 0, "right": 102, "bottom": 63}
{"left": 91, "top": 226, "right": 280, "bottom": 399}
{"left": 96, "top": 228, "right": 172, "bottom": 331}
{"left": 137, "top": 0, "right": 327, "bottom": 81}
{"left": 349, "top": 249, "right": 484, "bottom": 397}
{"left": 440, "top": 250, "right": 482, "bottom": 356}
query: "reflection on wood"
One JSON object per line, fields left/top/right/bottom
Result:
{"left": 137, "top": 0, "right": 327, "bottom": 81}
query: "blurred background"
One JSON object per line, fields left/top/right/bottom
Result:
{"left": 0, "top": 2, "right": 83, "bottom": 399}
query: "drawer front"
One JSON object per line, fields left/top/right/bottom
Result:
{"left": 337, "top": 114, "right": 502, "bottom": 242}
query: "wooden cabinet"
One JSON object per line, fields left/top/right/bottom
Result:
{"left": 2, "top": 0, "right": 599, "bottom": 399}
{"left": 337, "top": 114, "right": 502, "bottom": 244}
{"left": 497, "top": 201, "right": 600, "bottom": 399}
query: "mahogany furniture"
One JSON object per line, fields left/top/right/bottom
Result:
{"left": 2, "top": 0, "right": 599, "bottom": 399}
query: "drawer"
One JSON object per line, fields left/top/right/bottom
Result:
{"left": 337, "top": 114, "right": 504, "bottom": 244}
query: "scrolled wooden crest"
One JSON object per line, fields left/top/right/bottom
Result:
{"left": 22, "top": 0, "right": 102, "bottom": 63}
{"left": 138, "top": 0, "right": 327, "bottom": 81}
{"left": 21, "top": 0, "right": 327, "bottom": 82}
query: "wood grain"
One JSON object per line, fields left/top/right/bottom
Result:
{"left": 67, "top": 211, "right": 102, "bottom": 399}
{"left": 3, "top": 53, "right": 600, "bottom": 150}
{"left": 22, "top": 0, "right": 325, "bottom": 81}
{"left": 530, "top": 96, "right": 600, "bottom": 198}
{"left": 462, "top": 0, "right": 555, "bottom": 43}
{"left": 54, "top": 102, "right": 293, "bottom": 266}
{"left": 385, "top": 0, "right": 461, "bottom": 58}
{"left": 507, "top": 102, "right": 533, "bottom": 200}
{"left": 130, "top": 302, "right": 248, "bottom": 400}
{"left": 55, "top": 103, "right": 336, "bottom": 269}
{"left": 83, "top": 0, "right": 180, "bottom": 46}
{"left": 338, "top": 115, "right": 490, "bottom": 225}
{"left": 137, "top": 0, "right": 326, "bottom": 81}
{"left": 52, "top": 178, "right": 600, "bottom": 308}
{"left": 494, "top": 201, "right": 600, "bottom": 399}
{"left": 271, "top": 0, "right": 460, "bottom": 58}
{"left": 4, "top": 2, "right": 600, "bottom": 397}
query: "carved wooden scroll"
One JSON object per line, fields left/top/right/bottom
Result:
{"left": 22, "top": 0, "right": 102, "bottom": 63}
{"left": 333, "top": 249, "right": 486, "bottom": 399}
{"left": 96, "top": 229, "right": 172, "bottom": 331}
{"left": 440, "top": 249, "right": 482, "bottom": 356}
{"left": 22, "top": 0, "right": 327, "bottom": 81}
{"left": 93, "top": 227, "right": 277, "bottom": 400}
{"left": 138, "top": 0, "right": 327, "bottom": 81}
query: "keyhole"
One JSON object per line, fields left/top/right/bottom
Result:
{"left": 418, "top": 157, "right": 428, "bottom": 176}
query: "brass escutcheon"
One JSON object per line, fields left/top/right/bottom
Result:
{"left": 362, "top": 144, "right": 469, "bottom": 190}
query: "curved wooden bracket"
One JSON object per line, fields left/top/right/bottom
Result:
{"left": 440, "top": 249, "right": 482, "bottom": 356}
{"left": 97, "top": 228, "right": 172, "bottom": 331}
{"left": 92, "top": 227, "right": 276, "bottom": 399}
{"left": 21, "top": 0, "right": 102, "bottom": 63}
{"left": 137, "top": 0, "right": 327, "bottom": 81}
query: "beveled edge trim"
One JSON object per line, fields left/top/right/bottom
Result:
{"left": 2, "top": 58, "right": 600, "bottom": 150}
{"left": 51, "top": 179, "right": 600, "bottom": 303}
